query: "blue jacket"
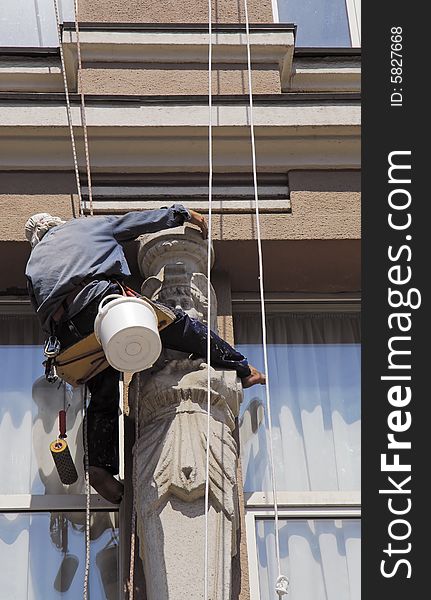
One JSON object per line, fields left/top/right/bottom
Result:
{"left": 25, "top": 205, "right": 191, "bottom": 335}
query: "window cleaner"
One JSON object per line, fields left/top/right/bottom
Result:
{"left": 24, "top": 208, "right": 265, "bottom": 504}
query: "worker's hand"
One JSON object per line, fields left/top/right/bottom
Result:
{"left": 188, "top": 209, "right": 208, "bottom": 239}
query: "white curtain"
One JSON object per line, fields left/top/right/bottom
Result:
{"left": 0, "top": 0, "right": 74, "bottom": 47}
{"left": 0, "top": 314, "right": 86, "bottom": 495}
{"left": 236, "top": 313, "right": 361, "bottom": 492}
{"left": 256, "top": 518, "right": 360, "bottom": 600}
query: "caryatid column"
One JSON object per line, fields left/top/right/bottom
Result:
{"left": 129, "top": 224, "right": 242, "bottom": 600}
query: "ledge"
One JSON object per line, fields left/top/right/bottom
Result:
{"left": 0, "top": 94, "right": 360, "bottom": 171}
{"left": 0, "top": 48, "right": 62, "bottom": 93}
{"left": 62, "top": 23, "right": 297, "bottom": 33}
{"left": 0, "top": 94, "right": 360, "bottom": 128}
{"left": 61, "top": 23, "right": 296, "bottom": 92}
{"left": 0, "top": 493, "right": 119, "bottom": 511}
{"left": 244, "top": 490, "right": 361, "bottom": 508}
{"left": 0, "top": 91, "right": 361, "bottom": 105}
{"left": 77, "top": 172, "right": 291, "bottom": 214}
{"left": 288, "top": 55, "right": 361, "bottom": 93}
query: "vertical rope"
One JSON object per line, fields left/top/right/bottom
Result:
{"left": 204, "top": 0, "right": 213, "bottom": 598}
{"left": 83, "top": 385, "right": 91, "bottom": 600}
{"left": 127, "top": 392, "right": 139, "bottom": 599}
{"left": 73, "top": 0, "right": 94, "bottom": 216}
{"left": 53, "top": 7, "right": 99, "bottom": 600}
{"left": 52, "top": 0, "right": 84, "bottom": 216}
{"left": 74, "top": 5, "right": 94, "bottom": 595}
{"left": 242, "top": 1, "right": 288, "bottom": 596}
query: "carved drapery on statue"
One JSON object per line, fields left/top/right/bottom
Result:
{"left": 129, "top": 226, "right": 242, "bottom": 600}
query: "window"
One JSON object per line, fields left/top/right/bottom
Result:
{"left": 250, "top": 517, "right": 360, "bottom": 600}
{"left": 0, "top": 512, "right": 119, "bottom": 598}
{"left": 274, "top": 0, "right": 361, "bottom": 47}
{"left": 0, "top": 310, "right": 120, "bottom": 598}
{"left": 0, "top": 0, "right": 73, "bottom": 48}
{"left": 234, "top": 305, "right": 361, "bottom": 600}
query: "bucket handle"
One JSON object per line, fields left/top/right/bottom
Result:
{"left": 97, "top": 294, "right": 124, "bottom": 314}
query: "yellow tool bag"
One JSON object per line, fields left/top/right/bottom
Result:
{"left": 53, "top": 299, "right": 175, "bottom": 387}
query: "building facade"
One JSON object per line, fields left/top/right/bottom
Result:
{"left": 0, "top": 0, "right": 360, "bottom": 598}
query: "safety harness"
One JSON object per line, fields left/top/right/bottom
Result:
{"left": 43, "top": 281, "right": 175, "bottom": 387}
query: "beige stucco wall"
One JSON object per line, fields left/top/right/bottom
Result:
{"left": 0, "top": 171, "right": 360, "bottom": 243}
{"left": 80, "top": 67, "right": 281, "bottom": 95}
{"left": 79, "top": 0, "right": 274, "bottom": 24}
{"left": 210, "top": 197, "right": 360, "bottom": 241}
{"left": 211, "top": 169, "right": 361, "bottom": 241}
{"left": 0, "top": 195, "right": 79, "bottom": 242}
{"left": 1, "top": 195, "right": 360, "bottom": 243}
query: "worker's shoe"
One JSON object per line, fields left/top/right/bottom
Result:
{"left": 88, "top": 466, "right": 124, "bottom": 504}
{"left": 241, "top": 365, "right": 266, "bottom": 389}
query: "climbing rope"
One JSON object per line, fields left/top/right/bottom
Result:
{"left": 73, "top": 0, "right": 94, "bottom": 216}
{"left": 82, "top": 385, "right": 91, "bottom": 600}
{"left": 53, "top": 0, "right": 84, "bottom": 216}
{"left": 53, "top": 4, "right": 95, "bottom": 596}
{"left": 127, "top": 384, "right": 139, "bottom": 599}
{"left": 203, "top": 0, "right": 213, "bottom": 598}
{"left": 242, "top": 1, "right": 288, "bottom": 596}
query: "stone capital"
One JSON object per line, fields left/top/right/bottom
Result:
{"left": 138, "top": 224, "right": 215, "bottom": 279}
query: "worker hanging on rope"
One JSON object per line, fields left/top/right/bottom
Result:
{"left": 24, "top": 206, "right": 265, "bottom": 504}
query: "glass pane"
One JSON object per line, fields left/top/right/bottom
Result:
{"left": 0, "top": 0, "right": 74, "bottom": 47}
{"left": 278, "top": 0, "right": 351, "bottom": 47}
{"left": 0, "top": 511, "right": 119, "bottom": 599}
{"left": 235, "top": 313, "right": 361, "bottom": 492}
{"left": 0, "top": 315, "right": 88, "bottom": 495}
{"left": 256, "top": 518, "right": 360, "bottom": 600}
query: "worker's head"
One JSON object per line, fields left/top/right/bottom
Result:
{"left": 24, "top": 213, "right": 66, "bottom": 248}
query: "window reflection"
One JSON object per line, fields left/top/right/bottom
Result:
{"left": 0, "top": 345, "right": 88, "bottom": 495}
{"left": 256, "top": 518, "right": 360, "bottom": 600}
{"left": 277, "top": 0, "right": 352, "bottom": 47}
{"left": 0, "top": 511, "right": 119, "bottom": 599}
{"left": 0, "top": 315, "right": 87, "bottom": 495}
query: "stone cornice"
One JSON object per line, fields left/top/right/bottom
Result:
{"left": 0, "top": 95, "right": 360, "bottom": 170}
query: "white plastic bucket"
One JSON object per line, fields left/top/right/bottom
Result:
{"left": 94, "top": 294, "right": 162, "bottom": 373}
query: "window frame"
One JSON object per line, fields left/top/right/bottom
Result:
{"left": 233, "top": 297, "right": 361, "bottom": 600}
{"left": 245, "top": 507, "right": 361, "bottom": 600}
{"left": 272, "top": 0, "right": 362, "bottom": 48}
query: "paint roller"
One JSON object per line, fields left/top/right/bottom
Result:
{"left": 50, "top": 408, "right": 78, "bottom": 485}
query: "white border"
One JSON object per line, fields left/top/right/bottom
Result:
{"left": 271, "top": 0, "right": 281, "bottom": 23}
{"left": 346, "top": 0, "right": 361, "bottom": 47}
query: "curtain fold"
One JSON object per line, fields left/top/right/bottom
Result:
{"left": 256, "top": 518, "right": 361, "bottom": 600}
{"left": 235, "top": 312, "right": 361, "bottom": 492}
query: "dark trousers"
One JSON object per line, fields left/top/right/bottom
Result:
{"left": 55, "top": 284, "right": 250, "bottom": 474}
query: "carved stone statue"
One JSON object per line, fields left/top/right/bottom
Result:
{"left": 129, "top": 225, "right": 242, "bottom": 600}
